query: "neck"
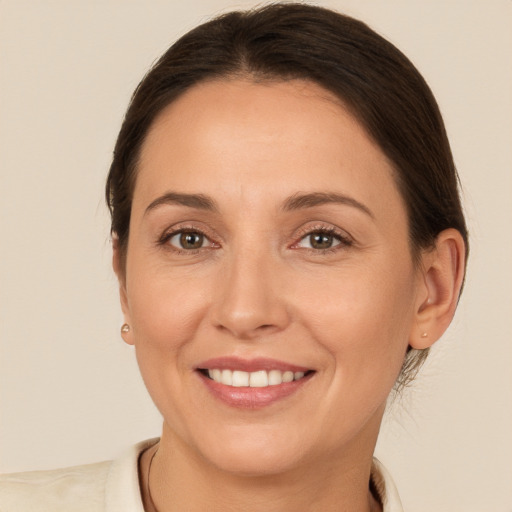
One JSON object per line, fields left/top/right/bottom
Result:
{"left": 140, "top": 425, "right": 383, "bottom": 512}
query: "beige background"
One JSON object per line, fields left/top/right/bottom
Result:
{"left": 1, "top": 1, "right": 511, "bottom": 510}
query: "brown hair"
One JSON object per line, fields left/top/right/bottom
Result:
{"left": 106, "top": 3, "right": 468, "bottom": 388}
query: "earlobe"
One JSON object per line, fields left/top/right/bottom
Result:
{"left": 410, "top": 228, "right": 466, "bottom": 350}
{"left": 120, "top": 322, "right": 134, "bottom": 345}
{"left": 118, "top": 290, "right": 135, "bottom": 346}
{"left": 112, "top": 236, "right": 135, "bottom": 346}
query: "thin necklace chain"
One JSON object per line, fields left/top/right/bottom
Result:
{"left": 145, "top": 445, "right": 380, "bottom": 512}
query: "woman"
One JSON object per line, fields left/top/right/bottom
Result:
{"left": 0, "top": 3, "right": 467, "bottom": 511}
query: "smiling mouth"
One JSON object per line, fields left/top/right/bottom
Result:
{"left": 199, "top": 368, "right": 314, "bottom": 388}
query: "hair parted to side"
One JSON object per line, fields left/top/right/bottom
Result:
{"left": 106, "top": 2, "right": 468, "bottom": 390}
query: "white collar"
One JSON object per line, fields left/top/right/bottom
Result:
{"left": 371, "top": 458, "right": 404, "bottom": 512}
{"left": 105, "top": 438, "right": 158, "bottom": 512}
{"left": 105, "top": 439, "right": 403, "bottom": 512}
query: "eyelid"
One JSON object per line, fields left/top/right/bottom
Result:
{"left": 167, "top": 231, "right": 208, "bottom": 250}
{"left": 156, "top": 221, "right": 353, "bottom": 254}
{"left": 290, "top": 223, "right": 354, "bottom": 250}
{"left": 157, "top": 222, "right": 220, "bottom": 249}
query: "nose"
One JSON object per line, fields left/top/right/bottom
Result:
{"left": 211, "top": 249, "right": 291, "bottom": 340}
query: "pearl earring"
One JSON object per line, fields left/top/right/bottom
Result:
{"left": 421, "top": 332, "right": 428, "bottom": 338}
{"left": 121, "top": 323, "right": 130, "bottom": 334}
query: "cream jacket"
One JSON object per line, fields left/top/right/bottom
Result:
{"left": 0, "top": 439, "right": 403, "bottom": 511}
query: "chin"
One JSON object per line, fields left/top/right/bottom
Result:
{"left": 208, "top": 447, "right": 304, "bottom": 477}
{"left": 192, "top": 425, "right": 308, "bottom": 477}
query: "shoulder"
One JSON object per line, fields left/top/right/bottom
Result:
{"left": 0, "top": 460, "right": 112, "bottom": 512}
{"left": 0, "top": 438, "right": 158, "bottom": 512}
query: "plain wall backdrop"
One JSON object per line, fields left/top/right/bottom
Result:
{"left": 1, "top": 1, "right": 511, "bottom": 511}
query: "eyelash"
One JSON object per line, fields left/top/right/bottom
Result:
{"left": 157, "top": 224, "right": 353, "bottom": 255}
{"left": 291, "top": 225, "right": 354, "bottom": 254}
{"left": 158, "top": 224, "right": 218, "bottom": 254}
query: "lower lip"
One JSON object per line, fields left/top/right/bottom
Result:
{"left": 197, "top": 371, "right": 313, "bottom": 409}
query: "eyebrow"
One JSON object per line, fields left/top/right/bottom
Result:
{"left": 144, "top": 190, "right": 373, "bottom": 218}
{"left": 282, "top": 192, "right": 374, "bottom": 218}
{"left": 144, "top": 192, "right": 219, "bottom": 215}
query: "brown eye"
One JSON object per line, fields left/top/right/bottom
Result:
{"left": 297, "top": 231, "right": 343, "bottom": 250}
{"left": 168, "top": 231, "right": 206, "bottom": 250}
{"left": 310, "top": 233, "right": 335, "bottom": 249}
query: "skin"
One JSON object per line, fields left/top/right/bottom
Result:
{"left": 115, "top": 79, "right": 465, "bottom": 512}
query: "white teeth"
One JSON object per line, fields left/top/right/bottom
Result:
{"left": 282, "top": 371, "right": 294, "bottom": 383}
{"left": 232, "top": 370, "right": 249, "bottom": 387}
{"left": 206, "top": 368, "right": 308, "bottom": 387}
{"left": 249, "top": 370, "right": 268, "bottom": 387}
{"left": 221, "top": 369, "right": 232, "bottom": 385}
{"left": 268, "top": 370, "right": 282, "bottom": 385}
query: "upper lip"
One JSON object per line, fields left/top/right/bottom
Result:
{"left": 196, "top": 356, "right": 311, "bottom": 373}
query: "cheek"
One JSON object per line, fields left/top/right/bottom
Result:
{"left": 127, "top": 265, "right": 208, "bottom": 348}
{"left": 296, "top": 262, "right": 416, "bottom": 390}
{"left": 125, "top": 265, "right": 216, "bottom": 440}
{"left": 124, "top": 262, "right": 211, "bottom": 397}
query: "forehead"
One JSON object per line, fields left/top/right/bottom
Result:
{"left": 134, "top": 79, "right": 405, "bottom": 223}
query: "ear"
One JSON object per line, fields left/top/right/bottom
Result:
{"left": 410, "top": 228, "right": 466, "bottom": 349}
{"left": 112, "top": 236, "right": 134, "bottom": 346}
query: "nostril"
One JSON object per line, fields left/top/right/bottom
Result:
{"left": 214, "top": 322, "right": 282, "bottom": 341}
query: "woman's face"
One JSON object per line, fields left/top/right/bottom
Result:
{"left": 119, "top": 79, "right": 427, "bottom": 475}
